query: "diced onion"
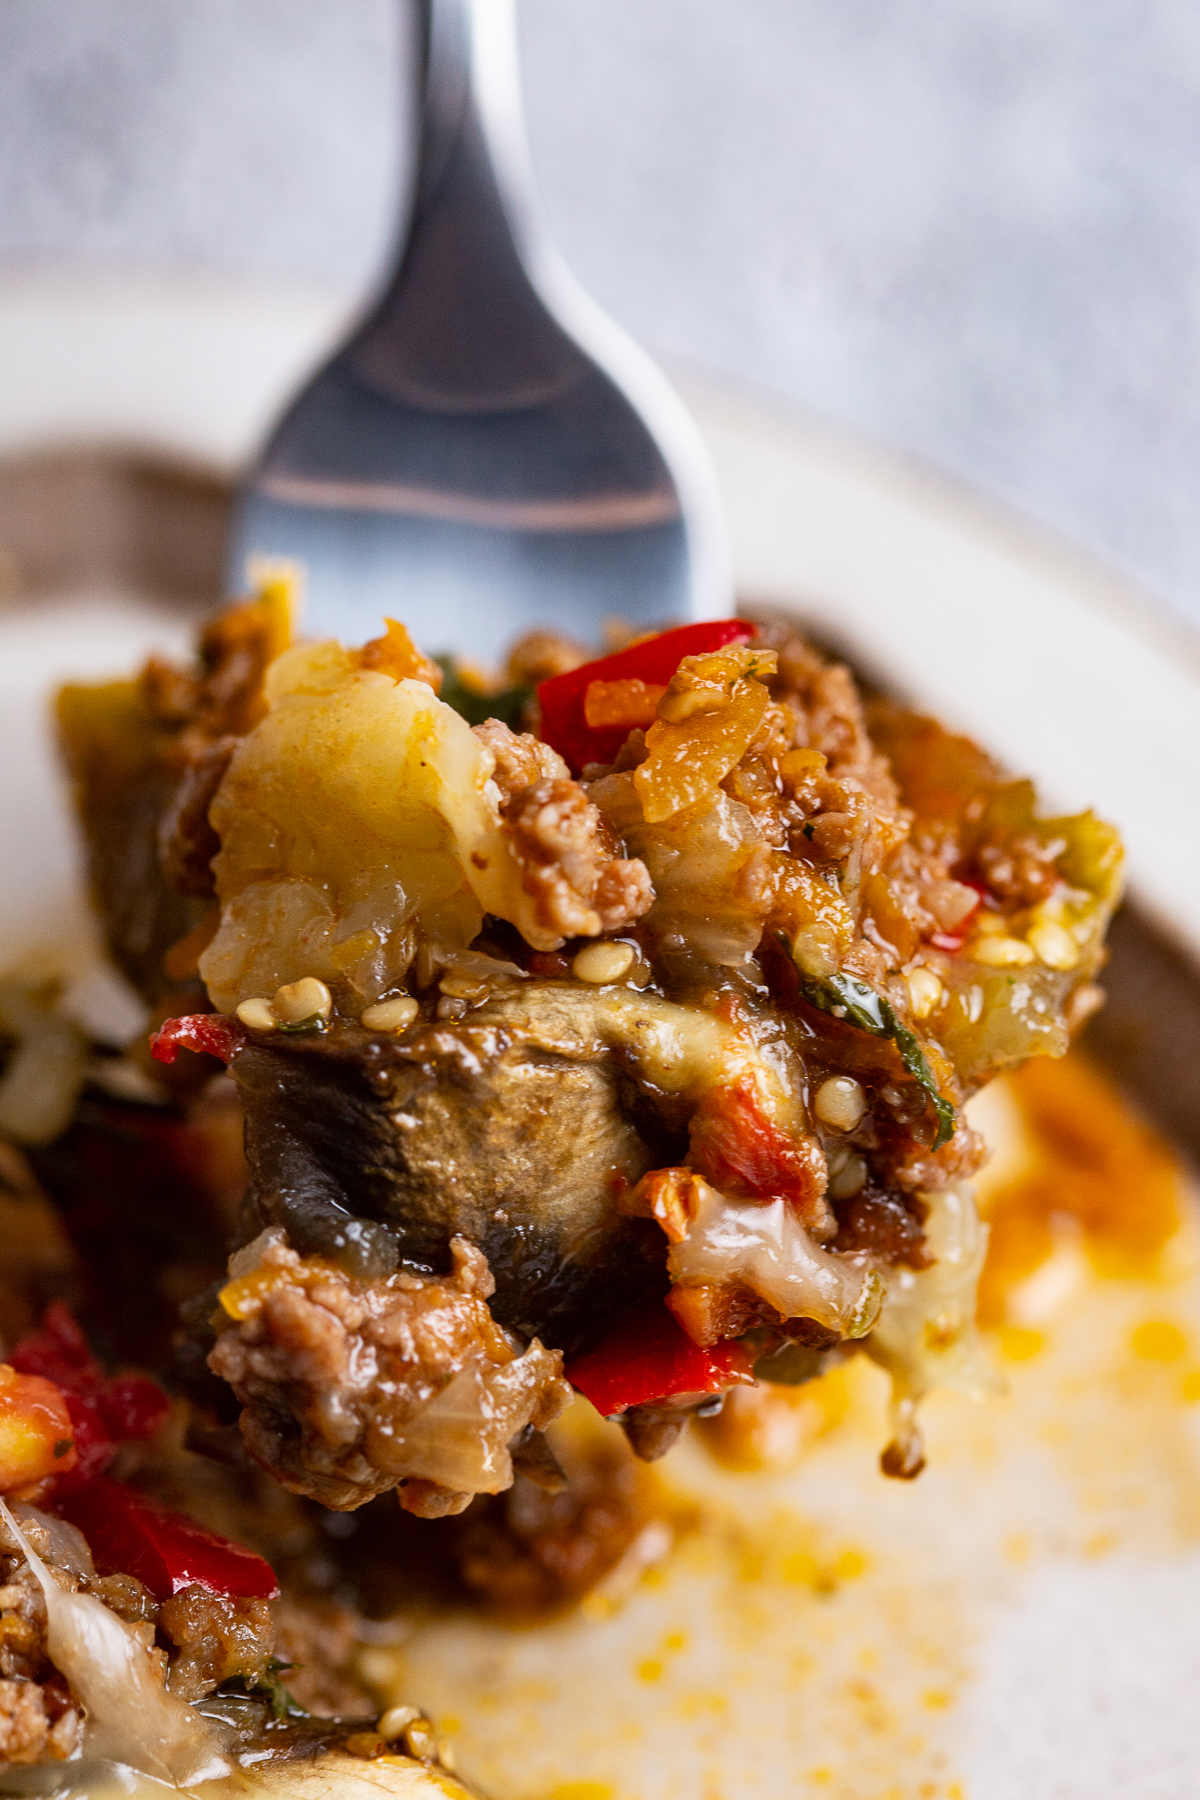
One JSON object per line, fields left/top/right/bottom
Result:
{"left": 369, "top": 1342, "right": 564, "bottom": 1498}
{"left": 11, "top": 1503, "right": 95, "bottom": 1580}
{"left": 668, "top": 1180, "right": 882, "bottom": 1338}
{"left": 201, "top": 644, "right": 563, "bottom": 1011}
{"left": 591, "top": 775, "right": 769, "bottom": 973}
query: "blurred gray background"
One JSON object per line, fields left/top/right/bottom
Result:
{"left": 1, "top": 0, "right": 1198, "bottom": 627}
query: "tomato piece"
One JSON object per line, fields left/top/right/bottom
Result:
{"left": 688, "top": 1078, "right": 825, "bottom": 1217}
{"left": 567, "top": 1307, "right": 755, "bottom": 1417}
{"left": 0, "top": 1365, "right": 76, "bottom": 1495}
{"left": 9, "top": 1305, "right": 169, "bottom": 1490}
{"left": 57, "top": 1477, "right": 279, "bottom": 1600}
{"left": 537, "top": 620, "right": 751, "bottom": 771}
{"left": 150, "top": 1013, "right": 244, "bottom": 1066}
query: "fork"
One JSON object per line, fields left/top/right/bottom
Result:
{"left": 227, "top": 0, "right": 730, "bottom": 660}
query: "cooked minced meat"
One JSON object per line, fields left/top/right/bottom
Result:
{"left": 158, "top": 1587, "right": 276, "bottom": 1702}
{"left": 60, "top": 597, "right": 1122, "bottom": 1502}
{"left": 476, "top": 719, "right": 654, "bottom": 938}
{"left": 209, "top": 1230, "right": 569, "bottom": 1516}
{"left": 447, "top": 1436, "right": 651, "bottom": 1615}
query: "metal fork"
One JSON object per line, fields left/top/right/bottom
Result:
{"left": 227, "top": 0, "right": 730, "bottom": 660}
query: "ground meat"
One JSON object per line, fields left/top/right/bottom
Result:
{"left": 832, "top": 1189, "right": 929, "bottom": 1267}
{"left": 762, "top": 627, "right": 900, "bottom": 805}
{"left": 0, "top": 1555, "right": 50, "bottom": 1683}
{"left": 0, "top": 1675, "right": 79, "bottom": 1765}
{"left": 477, "top": 721, "right": 654, "bottom": 940}
{"left": 503, "top": 777, "right": 653, "bottom": 938}
{"left": 976, "top": 832, "right": 1062, "bottom": 905}
{"left": 875, "top": 1109, "right": 987, "bottom": 1195}
{"left": 450, "top": 1439, "right": 650, "bottom": 1615}
{"left": 159, "top": 1587, "right": 275, "bottom": 1702}
{"left": 475, "top": 717, "right": 570, "bottom": 791}
{"left": 53, "top": 604, "right": 1118, "bottom": 1509}
{"left": 0, "top": 1521, "right": 161, "bottom": 1686}
{"left": 209, "top": 1230, "right": 570, "bottom": 1516}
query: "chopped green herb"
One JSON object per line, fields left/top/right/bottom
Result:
{"left": 276, "top": 1014, "right": 327, "bottom": 1036}
{"left": 52, "top": 1438, "right": 72, "bottom": 1459}
{"left": 795, "top": 966, "right": 957, "bottom": 1150}
{"left": 260, "top": 1660, "right": 307, "bottom": 1722}
{"left": 436, "top": 657, "right": 532, "bottom": 730}
{"left": 801, "top": 822, "right": 816, "bottom": 841}
{"left": 220, "top": 1658, "right": 310, "bottom": 1722}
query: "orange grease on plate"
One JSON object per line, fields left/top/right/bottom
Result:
{"left": 977, "top": 1054, "right": 1185, "bottom": 1323}
{"left": 368, "top": 1052, "right": 1199, "bottom": 1800}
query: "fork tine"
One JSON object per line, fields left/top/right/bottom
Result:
{"left": 228, "top": 0, "right": 729, "bottom": 654}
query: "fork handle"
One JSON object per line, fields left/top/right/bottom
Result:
{"left": 352, "top": 0, "right": 576, "bottom": 407}
{"left": 410, "top": 0, "right": 527, "bottom": 235}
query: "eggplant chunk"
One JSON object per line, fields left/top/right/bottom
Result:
{"left": 234, "top": 984, "right": 681, "bottom": 1348}
{"left": 212, "top": 1750, "right": 480, "bottom": 1797}
{"left": 233, "top": 1755, "right": 478, "bottom": 1796}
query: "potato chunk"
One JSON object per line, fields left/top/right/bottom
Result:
{"left": 201, "top": 643, "right": 561, "bottom": 1011}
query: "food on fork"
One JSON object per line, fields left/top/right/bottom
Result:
{"left": 54, "top": 581, "right": 1122, "bottom": 1521}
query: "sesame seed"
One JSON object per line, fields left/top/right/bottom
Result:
{"left": 906, "top": 966, "right": 944, "bottom": 1020}
{"left": 234, "top": 997, "right": 277, "bottom": 1033}
{"left": 828, "top": 1152, "right": 868, "bottom": 1199}
{"left": 972, "top": 935, "right": 1035, "bottom": 968}
{"left": 438, "top": 973, "right": 489, "bottom": 1001}
{"left": 1029, "top": 920, "right": 1078, "bottom": 970}
{"left": 272, "top": 976, "right": 333, "bottom": 1025}
{"left": 376, "top": 1704, "right": 420, "bottom": 1742}
{"left": 361, "top": 996, "right": 420, "bottom": 1033}
{"left": 814, "top": 1076, "right": 866, "bottom": 1132}
{"left": 572, "top": 941, "right": 637, "bottom": 984}
{"left": 401, "top": 1718, "right": 438, "bottom": 1761}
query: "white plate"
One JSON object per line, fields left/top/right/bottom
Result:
{"left": 2, "top": 273, "right": 1199, "bottom": 1800}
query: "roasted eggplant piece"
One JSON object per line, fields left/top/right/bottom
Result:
{"left": 56, "top": 602, "right": 1122, "bottom": 1518}
{"left": 231, "top": 984, "right": 704, "bottom": 1344}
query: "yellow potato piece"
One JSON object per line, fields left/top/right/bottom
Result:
{"left": 201, "top": 643, "right": 557, "bottom": 1012}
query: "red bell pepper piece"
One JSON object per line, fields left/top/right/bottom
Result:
{"left": 567, "top": 1306, "right": 755, "bottom": 1417}
{"left": 150, "top": 1013, "right": 244, "bottom": 1067}
{"left": 537, "top": 620, "right": 752, "bottom": 771}
{"left": 9, "top": 1305, "right": 169, "bottom": 1488}
{"left": 57, "top": 1477, "right": 279, "bottom": 1600}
